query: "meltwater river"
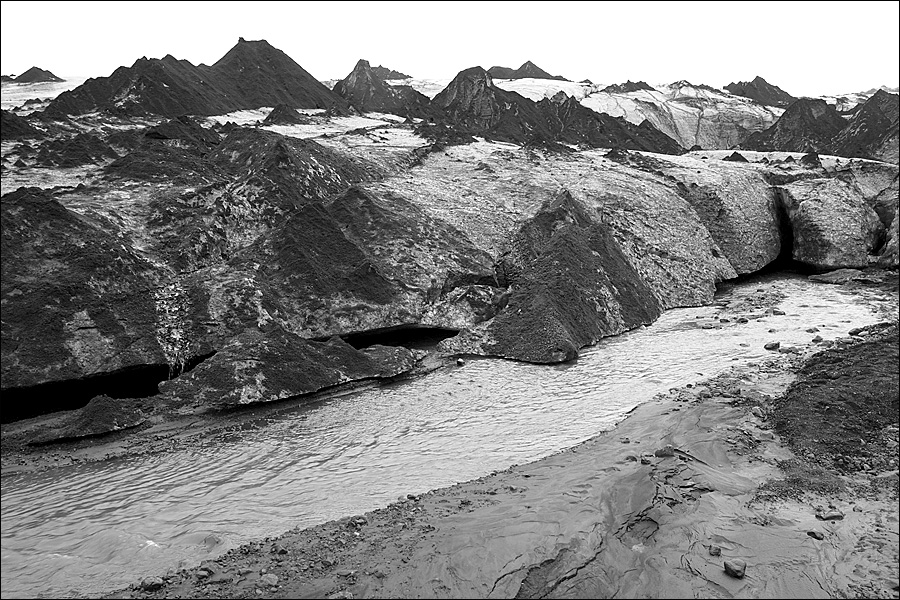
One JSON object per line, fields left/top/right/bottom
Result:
{"left": 1, "top": 275, "right": 896, "bottom": 598}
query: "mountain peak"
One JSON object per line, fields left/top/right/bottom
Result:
{"left": 487, "top": 62, "right": 566, "bottom": 81}
{"left": 724, "top": 76, "right": 795, "bottom": 107}
{"left": 14, "top": 66, "right": 64, "bottom": 83}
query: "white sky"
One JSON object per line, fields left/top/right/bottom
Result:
{"left": 1, "top": 1, "right": 898, "bottom": 97}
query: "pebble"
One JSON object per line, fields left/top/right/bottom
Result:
{"left": 724, "top": 558, "right": 747, "bottom": 578}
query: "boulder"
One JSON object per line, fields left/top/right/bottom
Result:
{"left": 724, "top": 559, "right": 747, "bottom": 578}
{"left": 776, "top": 179, "right": 883, "bottom": 269}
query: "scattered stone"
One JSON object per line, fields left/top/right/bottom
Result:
{"left": 808, "top": 530, "right": 825, "bottom": 540}
{"left": 751, "top": 407, "right": 764, "bottom": 419}
{"left": 724, "top": 558, "right": 747, "bottom": 578}
{"left": 737, "top": 317, "right": 749, "bottom": 324}
{"left": 328, "top": 591, "right": 354, "bottom": 599}
{"left": 764, "top": 342, "right": 780, "bottom": 351}
{"left": 273, "top": 543, "right": 288, "bottom": 554}
{"left": 816, "top": 509, "right": 845, "bottom": 521}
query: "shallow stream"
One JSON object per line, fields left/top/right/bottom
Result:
{"left": 1, "top": 274, "right": 895, "bottom": 598}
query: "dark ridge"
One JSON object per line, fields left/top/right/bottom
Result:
{"left": 724, "top": 76, "right": 795, "bottom": 107}
{"left": 263, "top": 104, "right": 310, "bottom": 125}
{"left": 722, "top": 151, "right": 749, "bottom": 162}
{"left": 370, "top": 65, "right": 411, "bottom": 80}
{"left": 340, "top": 325, "right": 460, "bottom": 350}
{"left": 601, "top": 81, "right": 656, "bottom": 94}
{"left": 35, "top": 132, "right": 119, "bottom": 167}
{"left": 0, "top": 109, "right": 44, "bottom": 139}
{"left": 14, "top": 66, "right": 64, "bottom": 83}
{"left": 487, "top": 61, "right": 568, "bottom": 81}
{"left": 42, "top": 38, "right": 348, "bottom": 119}
{"left": 740, "top": 98, "right": 848, "bottom": 154}
{"left": 430, "top": 67, "right": 682, "bottom": 153}
{"left": 332, "top": 59, "right": 437, "bottom": 119}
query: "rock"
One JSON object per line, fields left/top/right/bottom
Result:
{"left": 724, "top": 558, "right": 747, "bottom": 578}
{"left": 807, "top": 530, "right": 825, "bottom": 540}
{"left": 260, "top": 573, "right": 279, "bottom": 587}
{"left": 816, "top": 509, "right": 845, "bottom": 521}
{"left": 764, "top": 342, "right": 781, "bottom": 351}
{"left": 328, "top": 592, "right": 354, "bottom": 599}
{"left": 808, "top": 268, "right": 866, "bottom": 284}
{"left": 456, "top": 358, "right": 466, "bottom": 366}
{"left": 160, "top": 329, "right": 416, "bottom": 408}
{"left": 709, "top": 545, "right": 722, "bottom": 556}
{"left": 140, "top": 576, "right": 165, "bottom": 591}
{"left": 654, "top": 444, "right": 676, "bottom": 457}
{"left": 775, "top": 180, "right": 883, "bottom": 270}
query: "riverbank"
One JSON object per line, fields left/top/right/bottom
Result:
{"left": 107, "top": 318, "right": 899, "bottom": 597}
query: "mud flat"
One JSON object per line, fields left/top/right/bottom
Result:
{"left": 107, "top": 309, "right": 899, "bottom": 598}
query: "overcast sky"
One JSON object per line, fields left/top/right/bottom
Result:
{"left": 1, "top": 1, "right": 898, "bottom": 97}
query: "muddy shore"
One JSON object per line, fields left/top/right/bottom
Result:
{"left": 96, "top": 288, "right": 899, "bottom": 599}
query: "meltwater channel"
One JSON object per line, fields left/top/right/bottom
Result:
{"left": 1, "top": 274, "right": 896, "bottom": 598}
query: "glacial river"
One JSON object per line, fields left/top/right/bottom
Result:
{"left": 1, "top": 274, "right": 895, "bottom": 598}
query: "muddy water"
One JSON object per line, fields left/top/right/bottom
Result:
{"left": 1, "top": 275, "right": 895, "bottom": 598}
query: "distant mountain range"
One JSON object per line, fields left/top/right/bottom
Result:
{"left": 487, "top": 61, "right": 567, "bottom": 81}
{"left": 741, "top": 90, "right": 899, "bottom": 163}
{"left": 7, "top": 40, "right": 897, "bottom": 160}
